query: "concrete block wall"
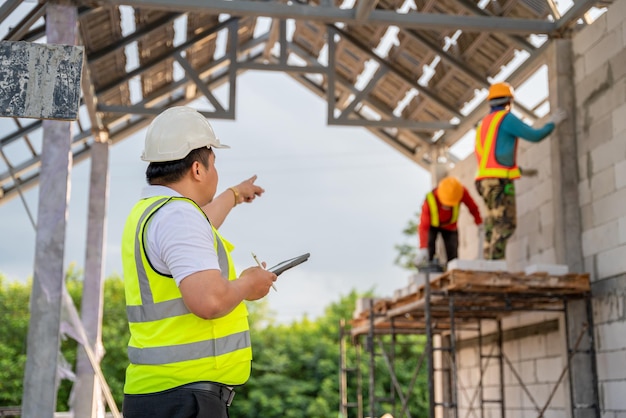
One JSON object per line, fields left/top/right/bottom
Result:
{"left": 447, "top": 2, "right": 626, "bottom": 415}
{"left": 573, "top": 2, "right": 626, "bottom": 416}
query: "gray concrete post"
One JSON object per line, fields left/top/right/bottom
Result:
{"left": 21, "top": 3, "right": 78, "bottom": 416}
{"left": 73, "top": 140, "right": 110, "bottom": 418}
{"left": 547, "top": 38, "right": 599, "bottom": 418}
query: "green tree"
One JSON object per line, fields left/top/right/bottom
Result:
{"left": 394, "top": 211, "right": 421, "bottom": 271}
{"left": 1, "top": 271, "right": 429, "bottom": 417}
{"left": 0, "top": 274, "right": 30, "bottom": 406}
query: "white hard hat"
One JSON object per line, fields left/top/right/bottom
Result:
{"left": 141, "top": 106, "right": 229, "bottom": 162}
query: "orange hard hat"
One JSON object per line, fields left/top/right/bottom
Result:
{"left": 437, "top": 176, "right": 464, "bottom": 207}
{"left": 487, "top": 82, "right": 514, "bottom": 100}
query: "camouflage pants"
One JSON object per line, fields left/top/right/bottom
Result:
{"left": 475, "top": 178, "right": 516, "bottom": 260}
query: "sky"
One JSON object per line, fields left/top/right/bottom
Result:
{"left": 0, "top": 70, "right": 434, "bottom": 323}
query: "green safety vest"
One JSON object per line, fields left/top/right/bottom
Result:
{"left": 426, "top": 192, "right": 459, "bottom": 227}
{"left": 122, "top": 196, "right": 251, "bottom": 394}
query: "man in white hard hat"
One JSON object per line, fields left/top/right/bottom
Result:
{"left": 121, "top": 106, "right": 277, "bottom": 418}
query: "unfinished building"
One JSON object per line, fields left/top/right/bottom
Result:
{"left": 0, "top": 0, "right": 624, "bottom": 417}
{"left": 346, "top": 2, "right": 626, "bottom": 417}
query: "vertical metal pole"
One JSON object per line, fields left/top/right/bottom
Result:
{"left": 585, "top": 297, "right": 601, "bottom": 418}
{"left": 424, "top": 271, "right": 435, "bottom": 418}
{"left": 73, "top": 140, "right": 109, "bottom": 418}
{"left": 356, "top": 341, "right": 363, "bottom": 418}
{"left": 339, "top": 320, "right": 348, "bottom": 417}
{"left": 564, "top": 300, "right": 575, "bottom": 417}
{"left": 21, "top": 3, "right": 77, "bottom": 417}
{"left": 448, "top": 296, "right": 458, "bottom": 418}
{"left": 478, "top": 319, "right": 484, "bottom": 418}
{"left": 368, "top": 299, "right": 376, "bottom": 418}
{"left": 391, "top": 324, "right": 397, "bottom": 417}
{"left": 497, "top": 319, "right": 505, "bottom": 418}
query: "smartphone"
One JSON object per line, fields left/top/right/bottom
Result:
{"left": 268, "top": 253, "right": 311, "bottom": 276}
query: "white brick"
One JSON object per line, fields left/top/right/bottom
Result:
{"left": 588, "top": 79, "right": 626, "bottom": 129}
{"left": 593, "top": 291, "right": 625, "bottom": 323}
{"left": 573, "top": 11, "right": 607, "bottom": 55}
{"left": 524, "top": 264, "right": 569, "bottom": 275}
{"left": 596, "top": 320, "right": 626, "bottom": 351}
{"left": 603, "top": 380, "right": 626, "bottom": 410}
{"left": 520, "top": 334, "right": 547, "bottom": 360}
{"left": 542, "top": 409, "right": 567, "bottom": 418}
{"left": 536, "top": 356, "right": 563, "bottom": 383}
{"left": 529, "top": 248, "right": 557, "bottom": 265}
{"left": 582, "top": 220, "right": 620, "bottom": 257}
{"left": 447, "top": 259, "right": 507, "bottom": 271}
{"left": 596, "top": 349, "right": 626, "bottom": 381}
{"left": 619, "top": 216, "right": 626, "bottom": 244}
{"left": 546, "top": 330, "right": 565, "bottom": 357}
{"left": 614, "top": 102, "right": 626, "bottom": 137}
{"left": 607, "top": 2, "right": 625, "bottom": 31}
{"left": 585, "top": 29, "right": 624, "bottom": 74}
{"left": 539, "top": 201, "right": 555, "bottom": 228}
{"left": 592, "top": 187, "right": 626, "bottom": 225}
{"left": 597, "top": 244, "right": 626, "bottom": 278}
{"left": 590, "top": 134, "right": 626, "bottom": 176}
{"left": 616, "top": 160, "right": 626, "bottom": 190}
{"left": 591, "top": 165, "right": 616, "bottom": 200}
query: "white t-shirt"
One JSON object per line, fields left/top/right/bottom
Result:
{"left": 141, "top": 185, "right": 221, "bottom": 286}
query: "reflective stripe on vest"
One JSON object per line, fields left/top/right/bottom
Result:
{"left": 124, "top": 196, "right": 250, "bottom": 366}
{"left": 475, "top": 110, "right": 521, "bottom": 180}
{"left": 426, "top": 192, "right": 459, "bottom": 227}
{"left": 128, "top": 330, "right": 251, "bottom": 365}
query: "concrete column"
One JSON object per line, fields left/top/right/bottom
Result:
{"left": 73, "top": 140, "right": 110, "bottom": 418}
{"left": 21, "top": 3, "right": 77, "bottom": 417}
{"left": 547, "top": 38, "right": 583, "bottom": 272}
{"left": 547, "top": 39, "right": 599, "bottom": 418}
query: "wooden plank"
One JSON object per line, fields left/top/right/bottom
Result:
{"left": 0, "top": 41, "right": 83, "bottom": 120}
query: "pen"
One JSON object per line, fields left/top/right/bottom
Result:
{"left": 252, "top": 252, "right": 277, "bottom": 291}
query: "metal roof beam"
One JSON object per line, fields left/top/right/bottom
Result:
{"left": 0, "top": 0, "right": 23, "bottom": 23}
{"left": 451, "top": 0, "right": 536, "bottom": 51}
{"left": 111, "top": 0, "right": 557, "bottom": 34}
{"left": 355, "top": 0, "right": 379, "bottom": 21}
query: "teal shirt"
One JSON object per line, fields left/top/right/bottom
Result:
{"left": 493, "top": 106, "right": 555, "bottom": 167}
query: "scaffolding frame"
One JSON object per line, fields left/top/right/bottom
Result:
{"left": 342, "top": 269, "right": 599, "bottom": 418}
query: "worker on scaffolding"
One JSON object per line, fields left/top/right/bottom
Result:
{"left": 475, "top": 82, "right": 567, "bottom": 260}
{"left": 120, "top": 106, "right": 277, "bottom": 418}
{"left": 415, "top": 176, "right": 483, "bottom": 268}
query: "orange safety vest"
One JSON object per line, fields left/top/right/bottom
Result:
{"left": 475, "top": 110, "right": 521, "bottom": 180}
{"left": 426, "top": 192, "right": 459, "bottom": 227}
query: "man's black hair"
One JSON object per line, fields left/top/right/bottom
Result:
{"left": 146, "top": 147, "right": 212, "bottom": 185}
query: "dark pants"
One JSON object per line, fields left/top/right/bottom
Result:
{"left": 428, "top": 227, "right": 459, "bottom": 263}
{"left": 123, "top": 383, "right": 232, "bottom": 418}
{"left": 475, "top": 178, "right": 516, "bottom": 260}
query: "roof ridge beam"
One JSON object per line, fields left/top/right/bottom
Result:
{"left": 112, "top": 0, "right": 557, "bottom": 34}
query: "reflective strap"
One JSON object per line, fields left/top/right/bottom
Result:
{"left": 426, "top": 192, "right": 439, "bottom": 227}
{"left": 136, "top": 198, "right": 171, "bottom": 305}
{"left": 127, "top": 298, "right": 189, "bottom": 322}
{"left": 128, "top": 197, "right": 232, "bottom": 323}
{"left": 215, "top": 232, "right": 229, "bottom": 278}
{"left": 426, "top": 192, "right": 459, "bottom": 227}
{"left": 128, "top": 330, "right": 251, "bottom": 365}
{"left": 478, "top": 111, "right": 507, "bottom": 174}
{"left": 450, "top": 205, "right": 459, "bottom": 224}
